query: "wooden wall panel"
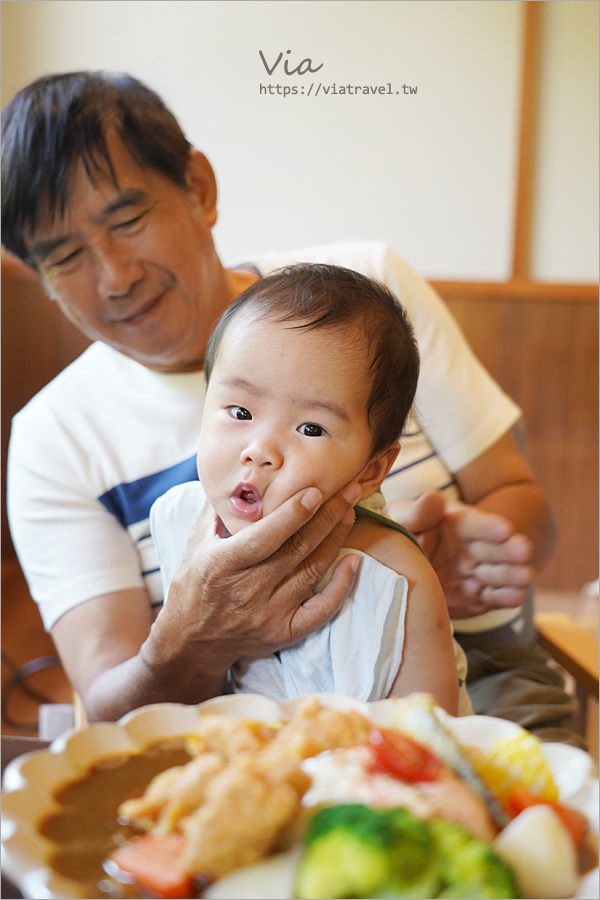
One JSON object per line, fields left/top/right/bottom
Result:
{"left": 445, "top": 295, "right": 598, "bottom": 591}
{"left": 1, "top": 274, "right": 90, "bottom": 556}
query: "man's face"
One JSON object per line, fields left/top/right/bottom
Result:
{"left": 197, "top": 313, "right": 394, "bottom": 536}
{"left": 25, "top": 134, "right": 233, "bottom": 372}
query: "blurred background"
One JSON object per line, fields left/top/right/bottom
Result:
{"left": 1, "top": 1, "right": 598, "bottom": 744}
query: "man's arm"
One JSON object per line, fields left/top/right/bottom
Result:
{"left": 389, "top": 431, "right": 557, "bottom": 619}
{"left": 52, "top": 483, "right": 361, "bottom": 722}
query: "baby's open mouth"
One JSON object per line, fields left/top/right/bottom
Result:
{"left": 229, "top": 483, "right": 264, "bottom": 519}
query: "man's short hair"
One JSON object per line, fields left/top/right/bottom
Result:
{"left": 204, "top": 263, "right": 420, "bottom": 457}
{"left": 1, "top": 71, "right": 191, "bottom": 265}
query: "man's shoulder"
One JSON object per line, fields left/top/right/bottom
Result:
{"left": 247, "top": 242, "right": 428, "bottom": 309}
{"left": 15, "top": 343, "right": 122, "bottom": 413}
{"left": 248, "top": 240, "right": 396, "bottom": 274}
{"left": 13, "top": 342, "right": 164, "bottom": 427}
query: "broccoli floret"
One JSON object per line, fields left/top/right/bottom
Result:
{"left": 429, "top": 819, "right": 520, "bottom": 899}
{"left": 294, "top": 806, "right": 521, "bottom": 900}
{"left": 294, "top": 804, "right": 441, "bottom": 899}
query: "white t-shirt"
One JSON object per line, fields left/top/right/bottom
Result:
{"left": 7, "top": 241, "right": 521, "bottom": 632}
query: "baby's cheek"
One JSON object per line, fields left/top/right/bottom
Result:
{"left": 196, "top": 450, "right": 220, "bottom": 494}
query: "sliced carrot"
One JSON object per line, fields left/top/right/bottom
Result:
{"left": 505, "top": 787, "right": 589, "bottom": 849}
{"left": 368, "top": 727, "right": 443, "bottom": 782}
{"left": 109, "top": 832, "right": 194, "bottom": 899}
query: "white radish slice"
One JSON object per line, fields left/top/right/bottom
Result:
{"left": 494, "top": 804, "right": 578, "bottom": 899}
{"left": 205, "top": 846, "right": 302, "bottom": 899}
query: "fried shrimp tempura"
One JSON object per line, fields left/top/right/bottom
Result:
{"left": 179, "top": 755, "right": 306, "bottom": 879}
{"left": 264, "top": 698, "right": 371, "bottom": 765}
{"left": 154, "top": 753, "right": 227, "bottom": 834}
{"left": 117, "top": 700, "right": 377, "bottom": 881}
{"left": 193, "top": 714, "right": 278, "bottom": 758}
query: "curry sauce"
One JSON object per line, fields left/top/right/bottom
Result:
{"left": 39, "top": 739, "right": 194, "bottom": 898}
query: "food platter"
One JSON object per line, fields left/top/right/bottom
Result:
{"left": 2, "top": 693, "right": 599, "bottom": 900}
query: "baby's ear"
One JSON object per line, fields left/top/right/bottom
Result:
{"left": 357, "top": 442, "right": 400, "bottom": 500}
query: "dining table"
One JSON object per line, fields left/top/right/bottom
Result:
{"left": 535, "top": 608, "right": 599, "bottom": 764}
{"left": 2, "top": 660, "right": 598, "bottom": 900}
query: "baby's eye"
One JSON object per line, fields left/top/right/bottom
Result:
{"left": 229, "top": 406, "right": 252, "bottom": 420}
{"left": 298, "top": 423, "right": 326, "bottom": 437}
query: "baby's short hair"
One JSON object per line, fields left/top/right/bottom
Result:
{"left": 204, "top": 263, "right": 419, "bottom": 457}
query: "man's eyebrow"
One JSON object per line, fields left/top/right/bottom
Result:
{"left": 30, "top": 234, "right": 72, "bottom": 265}
{"left": 93, "top": 188, "right": 149, "bottom": 223}
{"left": 30, "top": 189, "right": 150, "bottom": 264}
{"left": 217, "top": 376, "right": 349, "bottom": 421}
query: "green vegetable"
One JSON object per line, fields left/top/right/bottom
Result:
{"left": 294, "top": 804, "right": 439, "bottom": 899}
{"left": 293, "top": 805, "right": 520, "bottom": 899}
{"left": 429, "top": 819, "right": 520, "bottom": 899}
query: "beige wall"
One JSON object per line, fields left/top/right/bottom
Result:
{"left": 1, "top": 0, "right": 597, "bottom": 282}
{"left": 530, "top": 1, "right": 599, "bottom": 282}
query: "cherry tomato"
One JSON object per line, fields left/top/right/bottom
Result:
{"left": 368, "top": 727, "right": 443, "bottom": 782}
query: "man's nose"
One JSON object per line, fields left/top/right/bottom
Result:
{"left": 240, "top": 437, "right": 283, "bottom": 469}
{"left": 94, "top": 236, "right": 144, "bottom": 298}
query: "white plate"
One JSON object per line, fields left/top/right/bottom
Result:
{"left": 2, "top": 694, "right": 598, "bottom": 900}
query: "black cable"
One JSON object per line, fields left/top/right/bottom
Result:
{"left": 1, "top": 652, "right": 62, "bottom": 731}
{"left": 1, "top": 650, "right": 57, "bottom": 704}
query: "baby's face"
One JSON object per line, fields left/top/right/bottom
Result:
{"left": 197, "top": 313, "right": 386, "bottom": 535}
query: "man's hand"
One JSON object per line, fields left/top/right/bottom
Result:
{"left": 145, "top": 482, "right": 363, "bottom": 684}
{"left": 388, "top": 491, "right": 535, "bottom": 619}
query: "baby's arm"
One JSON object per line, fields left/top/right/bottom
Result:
{"left": 346, "top": 518, "right": 459, "bottom": 715}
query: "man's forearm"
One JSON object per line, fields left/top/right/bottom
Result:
{"left": 452, "top": 429, "right": 557, "bottom": 571}
{"left": 472, "top": 480, "right": 557, "bottom": 568}
{"left": 83, "top": 631, "right": 230, "bottom": 722}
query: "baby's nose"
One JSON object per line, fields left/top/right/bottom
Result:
{"left": 240, "top": 438, "right": 283, "bottom": 468}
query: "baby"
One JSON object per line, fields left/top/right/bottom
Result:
{"left": 151, "top": 263, "right": 469, "bottom": 715}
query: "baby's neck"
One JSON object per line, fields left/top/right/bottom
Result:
{"left": 216, "top": 516, "right": 232, "bottom": 539}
